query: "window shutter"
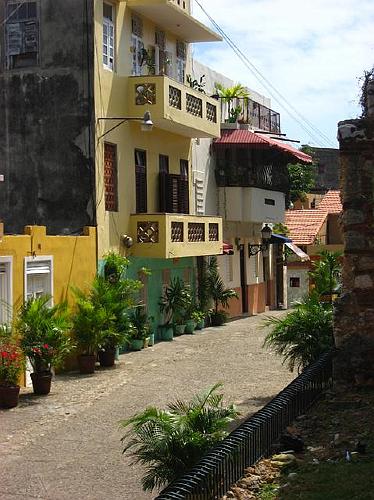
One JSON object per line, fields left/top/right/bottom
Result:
{"left": 178, "top": 178, "right": 189, "bottom": 214}
{"left": 104, "top": 143, "right": 118, "bottom": 211}
{"left": 135, "top": 150, "right": 147, "bottom": 213}
{"left": 166, "top": 174, "right": 180, "bottom": 213}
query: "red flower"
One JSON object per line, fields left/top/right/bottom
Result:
{"left": 43, "top": 344, "right": 49, "bottom": 349}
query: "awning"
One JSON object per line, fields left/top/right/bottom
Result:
{"left": 270, "top": 234, "right": 292, "bottom": 244}
{"left": 214, "top": 130, "right": 313, "bottom": 163}
{"left": 285, "top": 242, "right": 310, "bottom": 261}
{"left": 223, "top": 242, "right": 234, "bottom": 255}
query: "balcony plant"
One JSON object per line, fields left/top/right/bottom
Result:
{"left": 0, "top": 340, "right": 25, "bottom": 409}
{"left": 186, "top": 74, "right": 206, "bottom": 94}
{"left": 214, "top": 83, "right": 249, "bottom": 123}
{"left": 17, "top": 296, "right": 72, "bottom": 395}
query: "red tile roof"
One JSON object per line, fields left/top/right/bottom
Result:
{"left": 285, "top": 210, "right": 328, "bottom": 245}
{"left": 214, "top": 130, "right": 313, "bottom": 163}
{"left": 317, "top": 190, "right": 342, "bottom": 214}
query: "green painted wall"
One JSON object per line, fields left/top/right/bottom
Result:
{"left": 127, "top": 256, "right": 196, "bottom": 339}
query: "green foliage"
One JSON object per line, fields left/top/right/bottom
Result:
{"left": 121, "top": 383, "right": 238, "bottom": 492}
{"left": 129, "top": 306, "right": 150, "bottom": 341}
{"left": 159, "top": 277, "right": 192, "bottom": 325}
{"left": 263, "top": 294, "right": 334, "bottom": 372}
{"left": 272, "top": 223, "right": 290, "bottom": 236}
{"left": 214, "top": 82, "right": 250, "bottom": 100}
{"left": 103, "top": 251, "right": 129, "bottom": 283}
{"left": 17, "top": 296, "right": 72, "bottom": 372}
{"left": 72, "top": 272, "right": 142, "bottom": 353}
{"left": 191, "top": 310, "right": 205, "bottom": 323}
{"left": 309, "top": 250, "right": 342, "bottom": 299}
{"left": 186, "top": 74, "right": 206, "bottom": 93}
{"left": 287, "top": 146, "right": 317, "bottom": 203}
{"left": 0, "top": 341, "right": 25, "bottom": 386}
{"left": 206, "top": 257, "right": 238, "bottom": 314}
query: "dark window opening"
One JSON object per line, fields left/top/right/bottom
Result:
{"left": 135, "top": 149, "right": 147, "bottom": 213}
{"left": 290, "top": 277, "right": 300, "bottom": 288}
{"left": 265, "top": 198, "right": 275, "bottom": 206}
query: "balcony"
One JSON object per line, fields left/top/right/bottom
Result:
{"left": 128, "top": 76, "right": 221, "bottom": 138}
{"left": 218, "top": 187, "right": 286, "bottom": 224}
{"left": 126, "top": 0, "right": 222, "bottom": 43}
{"left": 129, "top": 214, "right": 223, "bottom": 259}
{"left": 219, "top": 97, "right": 281, "bottom": 134}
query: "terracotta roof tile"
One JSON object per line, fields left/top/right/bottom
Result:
{"left": 317, "top": 190, "right": 342, "bottom": 214}
{"left": 285, "top": 210, "right": 328, "bottom": 245}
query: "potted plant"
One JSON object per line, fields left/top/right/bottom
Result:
{"left": 159, "top": 277, "right": 190, "bottom": 340}
{"left": 191, "top": 310, "right": 206, "bottom": 330}
{"left": 0, "top": 339, "right": 25, "bottom": 409}
{"left": 129, "top": 307, "right": 150, "bottom": 350}
{"left": 17, "top": 296, "right": 72, "bottom": 394}
{"left": 206, "top": 257, "right": 238, "bottom": 326}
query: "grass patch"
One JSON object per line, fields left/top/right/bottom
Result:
{"left": 279, "top": 460, "right": 374, "bottom": 500}
{"left": 258, "top": 482, "right": 279, "bottom": 499}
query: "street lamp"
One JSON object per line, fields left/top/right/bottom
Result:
{"left": 248, "top": 224, "right": 272, "bottom": 256}
{"left": 97, "top": 111, "right": 153, "bottom": 140}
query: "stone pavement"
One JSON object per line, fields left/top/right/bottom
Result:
{"left": 0, "top": 312, "right": 294, "bottom": 500}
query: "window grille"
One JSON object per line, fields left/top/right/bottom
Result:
{"left": 103, "top": 3, "right": 115, "bottom": 70}
{"left": 104, "top": 143, "right": 118, "bottom": 212}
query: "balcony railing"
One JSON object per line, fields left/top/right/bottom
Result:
{"left": 128, "top": 76, "right": 221, "bottom": 138}
{"left": 129, "top": 214, "right": 223, "bottom": 259}
{"left": 219, "top": 97, "right": 281, "bottom": 134}
{"left": 216, "top": 163, "right": 289, "bottom": 193}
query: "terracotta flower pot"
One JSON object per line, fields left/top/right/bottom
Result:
{"left": 98, "top": 349, "right": 116, "bottom": 367}
{"left": 0, "top": 385, "right": 20, "bottom": 409}
{"left": 78, "top": 354, "right": 96, "bottom": 374}
{"left": 30, "top": 372, "right": 52, "bottom": 395}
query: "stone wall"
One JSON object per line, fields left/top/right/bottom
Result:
{"left": 334, "top": 73, "right": 374, "bottom": 387}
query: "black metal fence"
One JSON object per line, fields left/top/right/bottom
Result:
{"left": 155, "top": 351, "right": 333, "bottom": 500}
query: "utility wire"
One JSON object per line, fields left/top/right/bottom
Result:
{"left": 194, "top": 0, "right": 335, "bottom": 148}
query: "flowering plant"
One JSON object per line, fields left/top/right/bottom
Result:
{"left": 25, "top": 343, "right": 55, "bottom": 373}
{"left": 0, "top": 342, "right": 25, "bottom": 387}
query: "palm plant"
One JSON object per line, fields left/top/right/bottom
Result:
{"left": 206, "top": 257, "right": 238, "bottom": 325}
{"left": 309, "top": 250, "right": 342, "bottom": 301}
{"left": 263, "top": 294, "right": 334, "bottom": 372}
{"left": 159, "top": 277, "right": 192, "bottom": 326}
{"left": 17, "top": 296, "right": 72, "bottom": 373}
{"left": 214, "top": 83, "right": 250, "bottom": 123}
{"left": 121, "top": 383, "right": 238, "bottom": 492}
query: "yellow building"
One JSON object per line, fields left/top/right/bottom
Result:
{"left": 93, "top": 0, "right": 224, "bottom": 329}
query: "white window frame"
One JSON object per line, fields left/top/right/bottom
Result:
{"left": 103, "top": 3, "right": 115, "bottom": 71}
{"left": 24, "top": 255, "right": 53, "bottom": 304}
{"left": 0, "top": 256, "right": 13, "bottom": 325}
{"left": 131, "top": 33, "right": 144, "bottom": 76}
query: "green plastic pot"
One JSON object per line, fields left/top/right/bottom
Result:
{"left": 174, "top": 324, "right": 186, "bottom": 336}
{"left": 195, "top": 319, "right": 205, "bottom": 330}
{"left": 148, "top": 332, "right": 155, "bottom": 346}
{"left": 130, "top": 339, "right": 144, "bottom": 351}
{"left": 159, "top": 325, "right": 174, "bottom": 341}
{"left": 185, "top": 319, "right": 196, "bottom": 334}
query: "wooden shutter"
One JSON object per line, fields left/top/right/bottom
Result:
{"left": 179, "top": 159, "right": 189, "bottom": 214}
{"left": 104, "top": 143, "right": 118, "bottom": 211}
{"left": 135, "top": 149, "right": 147, "bottom": 213}
{"left": 166, "top": 174, "right": 180, "bottom": 213}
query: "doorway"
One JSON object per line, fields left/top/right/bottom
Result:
{"left": 239, "top": 245, "right": 248, "bottom": 313}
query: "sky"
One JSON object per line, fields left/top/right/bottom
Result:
{"left": 191, "top": 0, "right": 374, "bottom": 148}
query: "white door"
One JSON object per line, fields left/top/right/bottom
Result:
{"left": 0, "top": 257, "right": 12, "bottom": 325}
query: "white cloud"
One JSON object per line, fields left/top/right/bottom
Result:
{"left": 192, "top": 0, "right": 374, "bottom": 147}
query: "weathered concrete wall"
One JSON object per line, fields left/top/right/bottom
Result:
{"left": 334, "top": 78, "right": 374, "bottom": 387}
{"left": 0, "top": 0, "right": 95, "bottom": 235}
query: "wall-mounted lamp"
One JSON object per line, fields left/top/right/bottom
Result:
{"left": 98, "top": 111, "right": 153, "bottom": 140}
{"left": 248, "top": 224, "right": 272, "bottom": 256}
{"left": 121, "top": 234, "right": 134, "bottom": 248}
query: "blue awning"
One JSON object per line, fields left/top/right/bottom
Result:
{"left": 270, "top": 234, "right": 292, "bottom": 244}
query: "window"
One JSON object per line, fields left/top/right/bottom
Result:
{"left": 135, "top": 149, "right": 147, "bottom": 213}
{"left": 104, "top": 143, "right": 118, "bottom": 211}
{"left": 265, "top": 198, "right": 275, "bottom": 206}
{"left": 176, "top": 41, "right": 186, "bottom": 83}
{"left": 131, "top": 16, "right": 144, "bottom": 76}
{"left": 24, "top": 256, "right": 53, "bottom": 302}
{"left": 0, "top": 257, "right": 13, "bottom": 325}
{"left": 179, "top": 159, "right": 189, "bottom": 214}
{"left": 290, "top": 277, "right": 300, "bottom": 288}
{"left": 5, "top": 1, "right": 39, "bottom": 69}
{"left": 103, "top": 3, "right": 115, "bottom": 70}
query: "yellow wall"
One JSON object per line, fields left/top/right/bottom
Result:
{"left": 94, "top": 0, "right": 197, "bottom": 258}
{"left": 0, "top": 226, "right": 97, "bottom": 307}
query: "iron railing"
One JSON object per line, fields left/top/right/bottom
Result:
{"left": 219, "top": 97, "right": 281, "bottom": 134}
{"left": 156, "top": 351, "right": 333, "bottom": 500}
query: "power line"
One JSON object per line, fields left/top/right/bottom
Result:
{"left": 194, "top": 0, "right": 335, "bottom": 148}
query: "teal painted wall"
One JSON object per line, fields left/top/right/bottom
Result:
{"left": 127, "top": 256, "right": 196, "bottom": 340}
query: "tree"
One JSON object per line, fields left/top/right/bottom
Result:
{"left": 309, "top": 250, "right": 342, "bottom": 301}
{"left": 121, "top": 384, "right": 238, "bottom": 492}
{"left": 288, "top": 145, "right": 317, "bottom": 203}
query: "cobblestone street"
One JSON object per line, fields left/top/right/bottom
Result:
{"left": 0, "top": 312, "right": 294, "bottom": 500}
